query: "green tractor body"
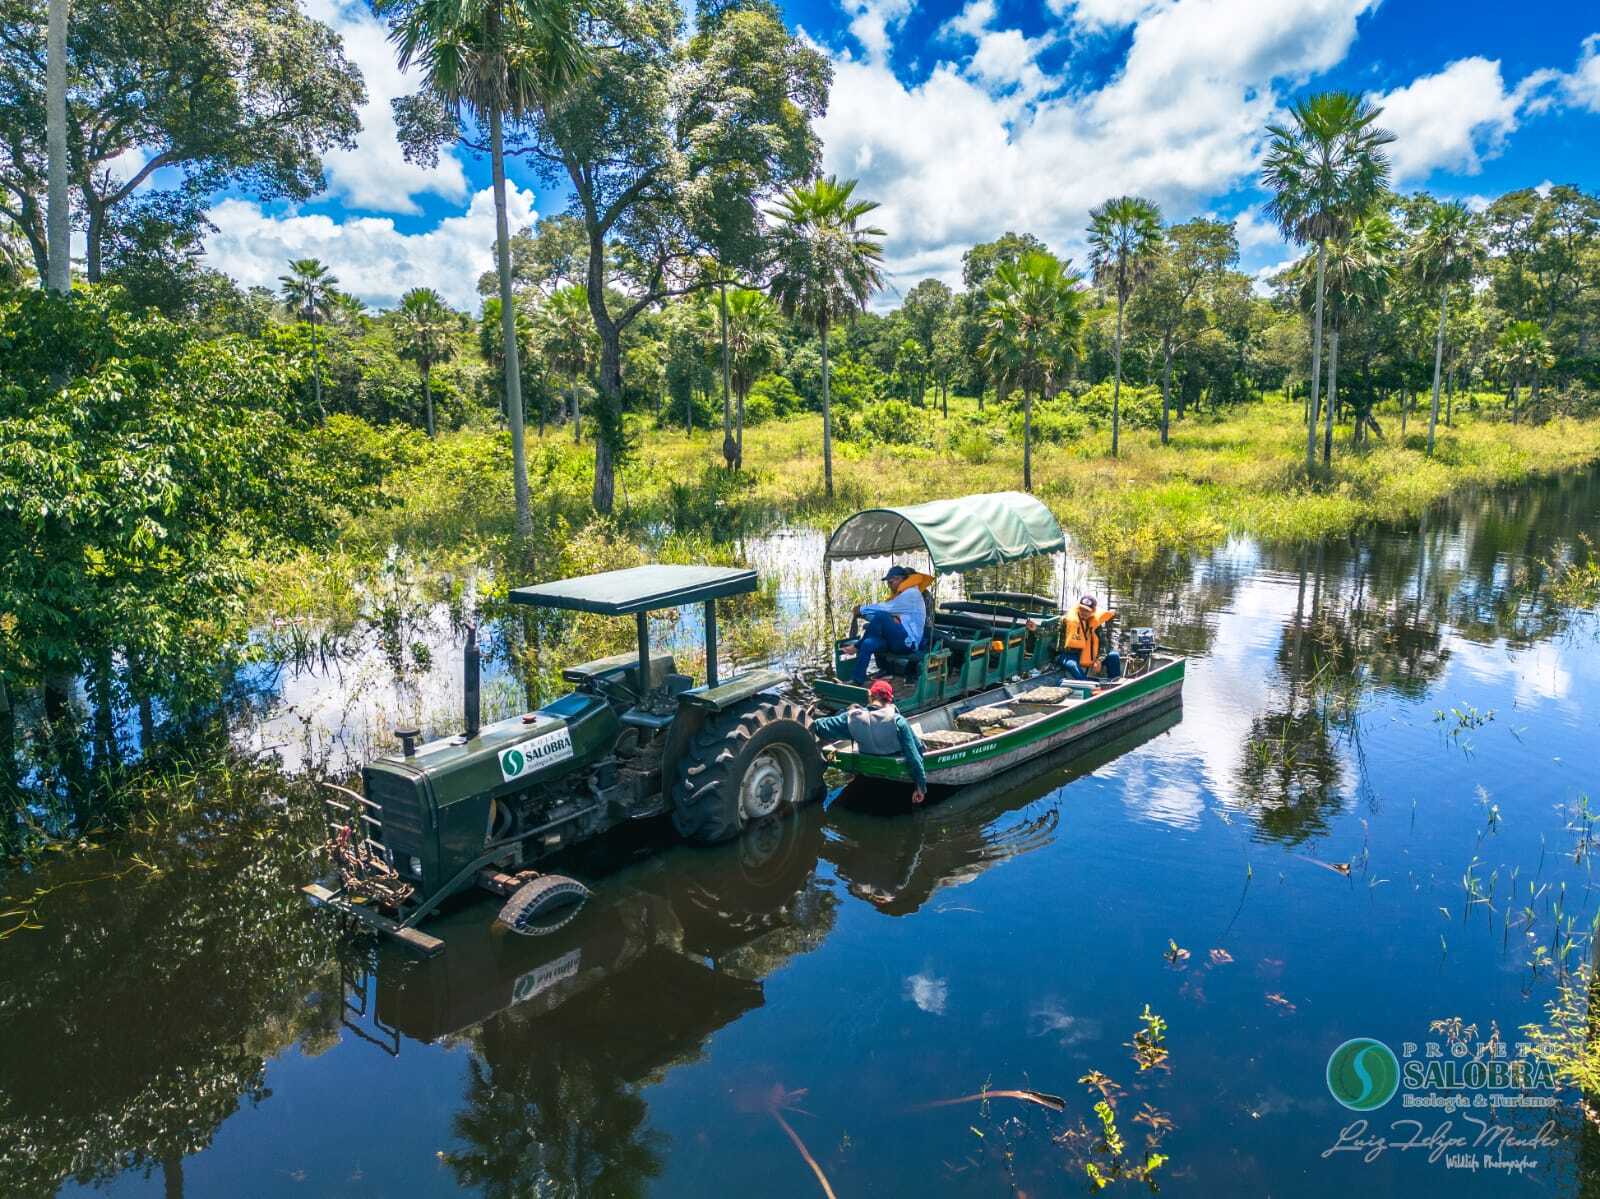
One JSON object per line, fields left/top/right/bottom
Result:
{"left": 307, "top": 566, "right": 825, "bottom": 953}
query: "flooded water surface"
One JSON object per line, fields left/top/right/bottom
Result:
{"left": 6, "top": 469, "right": 1600, "bottom": 1197}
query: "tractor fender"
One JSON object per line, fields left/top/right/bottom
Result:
{"left": 662, "top": 668, "right": 792, "bottom": 795}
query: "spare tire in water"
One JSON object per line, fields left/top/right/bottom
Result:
{"left": 671, "top": 698, "right": 825, "bottom": 845}
{"left": 496, "top": 874, "right": 591, "bottom": 935}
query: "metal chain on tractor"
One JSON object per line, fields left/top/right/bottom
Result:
{"left": 327, "top": 823, "right": 415, "bottom": 909}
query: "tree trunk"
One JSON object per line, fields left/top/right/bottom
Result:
{"left": 719, "top": 281, "right": 735, "bottom": 468}
{"left": 309, "top": 319, "right": 324, "bottom": 417}
{"left": 162, "top": 1154, "right": 183, "bottom": 1199}
{"left": 735, "top": 384, "right": 745, "bottom": 469}
{"left": 1159, "top": 334, "right": 1173, "bottom": 446}
{"left": 941, "top": 381, "right": 948, "bottom": 419}
{"left": 1323, "top": 323, "right": 1338, "bottom": 466}
{"left": 591, "top": 330, "right": 621, "bottom": 514}
{"left": 571, "top": 373, "right": 580, "bottom": 443}
{"left": 1023, "top": 385, "right": 1033, "bottom": 492}
{"left": 422, "top": 361, "right": 434, "bottom": 437}
{"left": 820, "top": 317, "right": 834, "bottom": 498}
{"left": 1445, "top": 364, "right": 1454, "bottom": 428}
{"left": 1426, "top": 288, "right": 1447, "bottom": 454}
{"left": 84, "top": 200, "right": 104, "bottom": 282}
{"left": 1307, "top": 238, "right": 1328, "bottom": 471}
{"left": 1508, "top": 378, "right": 1518, "bottom": 423}
{"left": 46, "top": 0, "right": 69, "bottom": 293}
{"left": 490, "top": 107, "right": 532, "bottom": 544}
{"left": 1111, "top": 292, "right": 1126, "bottom": 457}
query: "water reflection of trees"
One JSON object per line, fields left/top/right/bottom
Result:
{"left": 0, "top": 767, "right": 342, "bottom": 1199}
{"left": 386, "top": 811, "right": 838, "bottom": 1198}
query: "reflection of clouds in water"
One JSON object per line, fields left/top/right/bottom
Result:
{"left": 904, "top": 971, "right": 949, "bottom": 1015}
{"left": 1029, "top": 999, "right": 1099, "bottom": 1047}
{"left": 1445, "top": 637, "right": 1576, "bottom": 708}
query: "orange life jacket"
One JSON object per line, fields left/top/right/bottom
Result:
{"left": 1063, "top": 606, "right": 1116, "bottom": 668}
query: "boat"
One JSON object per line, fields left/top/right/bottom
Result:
{"left": 828, "top": 644, "right": 1186, "bottom": 788}
{"left": 813, "top": 491, "right": 1075, "bottom": 716}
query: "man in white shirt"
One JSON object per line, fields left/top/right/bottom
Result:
{"left": 850, "top": 565, "right": 928, "bottom": 683}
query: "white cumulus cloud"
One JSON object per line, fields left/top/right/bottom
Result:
{"left": 1563, "top": 33, "right": 1600, "bottom": 111}
{"left": 302, "top": 0, "right": 469, "bottom": 213}
{"left": 1371, "top": 57, "right": 1561, "bottom": 182}
{"left": 203, "top": 185, "right": 536, "bottom": 311}
{"left": 820, "top": 0, "right": 1381, "bottom": 291}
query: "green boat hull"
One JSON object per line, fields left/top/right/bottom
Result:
{"left": 833, "top": 656, "right": 1187, "bottom": 787}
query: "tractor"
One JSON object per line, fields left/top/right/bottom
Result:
{"left": 304, "top": 564, "right": 825, "bottom": 954}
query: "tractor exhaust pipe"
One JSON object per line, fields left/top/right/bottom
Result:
{"left": 464, "top": 624, "right": 481, "bottom": 739}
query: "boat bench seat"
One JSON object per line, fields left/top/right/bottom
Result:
{"left": 957, "top": 705, "right": 1014, "bottom": 732}
{"left": 921, "top": 728, "right": 979, "bottom": 748}
{"left": 1012, "top": 685, "right": 1080, "bottom": 705}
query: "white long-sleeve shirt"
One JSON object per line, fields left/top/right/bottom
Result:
{"left": 861, "top": 586, "right": 926, "bottom": 646}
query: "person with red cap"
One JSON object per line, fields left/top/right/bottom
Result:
{"left": 811, "top": 677, "right": 928, "bottom": 803}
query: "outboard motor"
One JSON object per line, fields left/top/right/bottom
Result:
{"left": 1129, "top": 627, "right": 1157, "bottom": 667}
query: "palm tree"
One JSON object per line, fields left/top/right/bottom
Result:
{"left": 767, "top": 175, "right": 886, "bottom": 499}
{"left": 1493, "top": 321, "right": 1554, "bottom": 423}
{"left": 46, "top": 0, "right": 69, "bottom": 293}
{"left": 278, "top": 257, "right": 339, "bottom": 417}
{"left": 1087, "top": 196, "right": 1163, "bottom": 458}
{"left": 724, "top": 288, "right": 782, "bottom": 468}
{"left": 329, "top": 290, "right": 370, "bottom": 329}
{"left": 395, "top": 287, "right": 458, "bottom": 436}
{"left": 980, "top": 250, "right": 1085, "bottom": 491}
{"left": 1290, "top": 210, "right": 1397, "bottom": 452}
{"left": 1407, "top": 199, "right": 1483, "bottom": 454}
{"left": 537, "top": 283, "right": 593, "bottom": 442}
{"left": 385, "top": 0, "right": 588, "bottom": 544}
{"left": 1262, "top": 91, "right": 1395, "bottom": 469}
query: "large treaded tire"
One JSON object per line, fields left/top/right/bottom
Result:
{"left": 671, "top": 698, "right": 825, "bottom": 846}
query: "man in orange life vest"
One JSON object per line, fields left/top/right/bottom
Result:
{"left": 1059, "top": 595, "right": 1121, "bottom": 680}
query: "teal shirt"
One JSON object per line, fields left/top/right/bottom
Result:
{"left": 813, "top": 709, "right": 928, "bottom": 792}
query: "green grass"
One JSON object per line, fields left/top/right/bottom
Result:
{"left": 250, "top": 392, "right": 1600, "bottom": 621}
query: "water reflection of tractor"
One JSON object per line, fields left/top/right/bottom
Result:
{"left": 305, "top": 491, "right": 1182, "bottom": 953}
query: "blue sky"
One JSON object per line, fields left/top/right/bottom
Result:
{"left": 198, "top": 0, "right": 1600, "bottom": 309}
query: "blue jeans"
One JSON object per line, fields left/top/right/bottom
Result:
{"left": 853, "top": 611, "right": 914, "bottom": 683}
{"left": 1060, "top": 651, "right": 1121, "bottom": 680}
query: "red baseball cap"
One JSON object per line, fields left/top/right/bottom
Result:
{"left": 867, "top": 679, "right": 896, "bottom": 703}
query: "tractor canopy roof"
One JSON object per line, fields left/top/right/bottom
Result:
{"left": 824, "top": 491, "right": 1065, "bottom": 574}
{"left": 509, "top": 564, "right": 758, "bottom": 616}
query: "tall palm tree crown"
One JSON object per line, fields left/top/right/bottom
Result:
{"left": 279, "top": 258, "right": 339, "bottom": 417}
{"left": 767, "top": 174, "right": 885, "bottom": 497}
{"left": 396, "top": 287, "right": 459, "bottom": 437}
{"left": 1407, "top": 198, "right": 1484, "bottom": 452}
{"left": 1087, "top": 195, "right": 1163, "bottom": 457}
{"left": 1261, "top": 89, "right": 1394, "bottom": 469}
{"left": 980, "top": 249, "right": 1085, "bottom": 490}
{"left": 1087, "top": 196, "right": 1163, "bottom": 306}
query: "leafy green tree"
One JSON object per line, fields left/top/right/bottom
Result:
{"left": 960, "top": 232, "right": 1046, "bottom": 402}
{"left": 0, "top": 286, "right": 396, "bottom": 783}
{"left": 1130, "top": 217, "right": 1237, "bottom": 444}
{"left": 395, "top": 287, "right": 459, "bottom": 436}
{"left": 477, "top": 212, "right": 590, "bottom": 299}
{"left": 385, "top": 0, "right": 590, "bottom": 544}
{"left": 537, "top": 283, "right": 596, "bottom": 441}
{"left": 901, "top": 277, "right": 953, "bottom": 406}
{"left": 496, "top": 0, "right": 829, "bottom": 514}
{"left": 1406, "top": 198, "right": 1484, "bottom": 453}
{"left": 0, "top": 0, "right": 365, "bottom": 282}
{"left": 1494, "top": 320, "right": 1555, "bottom": 422}
{"left": 278, "top": 257, "right": 338, "bottom": 417}
{"left": 1262, "top": 90, "right": 1395, "bottom": 469}
{"left": 1288, "top": 209, "right": 1399, "bottom": 452}
{"left": 724, "top": 287, "right": 781, "bottom": 466}
{"left": 768, "top": 175, "right": 886, "bottom": 498}
{"left": 1088, "top": 195, "right": 1164, "bottom": 457}
{"left": 980, "top": 249, "right": 1085, "bottom": 491}
{"left": 930, "top": 313, "right": 962, "bottom": 416}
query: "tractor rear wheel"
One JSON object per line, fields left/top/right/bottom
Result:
{"left": 671, "top": 698, "right": 825, "bottom": 845}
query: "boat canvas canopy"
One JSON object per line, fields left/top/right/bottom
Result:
{"left": 824, "top": 491, "right": 1065, "bottom": 574}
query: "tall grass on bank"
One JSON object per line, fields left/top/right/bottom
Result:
{"left": 259, "top": 394, "right": 1600, "bottom": 616}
